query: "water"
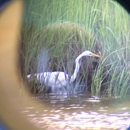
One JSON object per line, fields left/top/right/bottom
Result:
{"left": 23, "top": 93, "right": 130, "bottom": 130}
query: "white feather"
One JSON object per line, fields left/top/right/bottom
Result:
{"left": 27, "top": 50, "right": 100, "bottom": 90}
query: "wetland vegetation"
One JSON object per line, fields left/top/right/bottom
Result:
{"left": 21, "top": 0, "right": 130, "bottom": 98}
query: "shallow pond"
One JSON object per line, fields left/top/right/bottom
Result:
{"left": 23, "top": 92, "right": 130, "bottom": 130}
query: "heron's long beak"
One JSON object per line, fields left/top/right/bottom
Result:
{"left": 92, "top": 53, "right": 101, "bottom": 58}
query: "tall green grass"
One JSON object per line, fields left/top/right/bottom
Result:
{"left": 21, "top": 0, "right": 130, "bottom": 97}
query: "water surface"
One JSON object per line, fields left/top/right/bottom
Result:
{"left": 23, "top": 93, "right": 130, "bottom": 130}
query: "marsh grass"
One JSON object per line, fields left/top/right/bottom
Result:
{"left": 21, "top": 0, "right": 130, "bottom": 97}
{"left": 91, "top": 47, "right": 130, "bottom": 97}
{"left": 22, "top": 22, "right": 101, "bottom": 95}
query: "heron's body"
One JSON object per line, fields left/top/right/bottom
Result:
{"left": 27, "top": 51, "right": 100, "bottom": 90}
{"left": 27, "top": 71, "right": 69, "bottom": 90}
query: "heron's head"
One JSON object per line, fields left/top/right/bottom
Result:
{"left": 81, "top": 51, "right": 101, "bottom": 58}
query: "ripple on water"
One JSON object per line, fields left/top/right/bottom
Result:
{"left": 24, "top": 94, "right": 130, "bottom": 129}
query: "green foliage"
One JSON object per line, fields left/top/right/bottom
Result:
{"left": 22, "top": 0, "right": 130, "bottom": 97}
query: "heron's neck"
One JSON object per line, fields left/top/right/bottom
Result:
{"left": 70, "top": 54, "right": 83, "bottom": 83}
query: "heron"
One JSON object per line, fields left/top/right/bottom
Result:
{"left": 27, "top": 50, "right": 100, "bottom": 91}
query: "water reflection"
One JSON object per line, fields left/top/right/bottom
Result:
{"left": 23, "top": 93, "right": 130, "bottom": 130}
